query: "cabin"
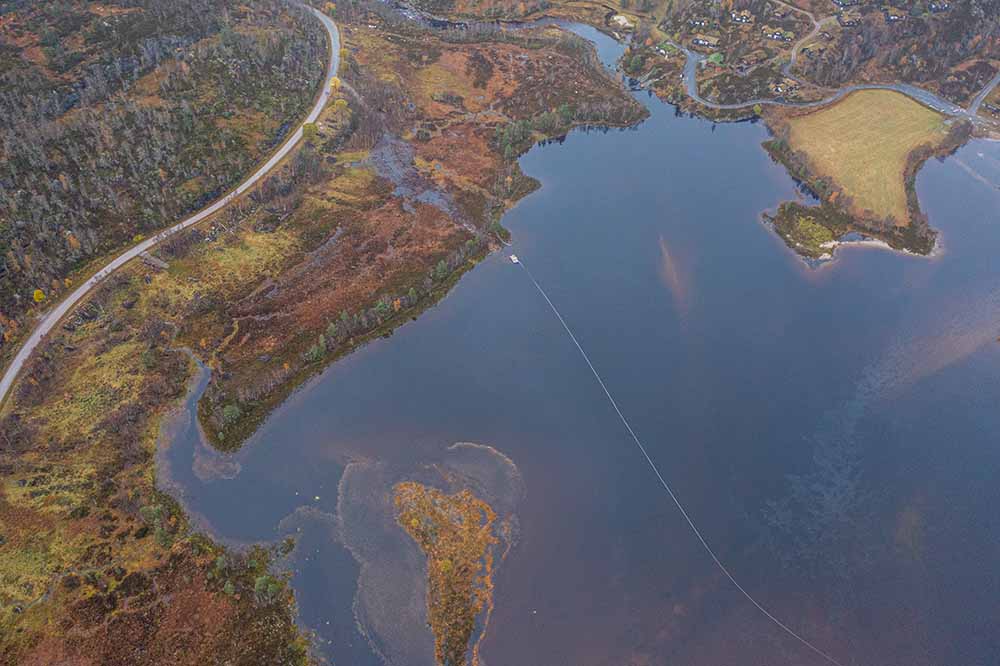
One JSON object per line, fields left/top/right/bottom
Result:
{"left": 884, "top": 6, "right": 905, "bottom": 21}
{"left": 611, "top": 14, "right": 635, "bottom": 30}
{"left": 691, "top": 33, "right": 721, "bottom": 48}
{"left": 929, "top": 0, "right": 950, "bottom": 11}
{"left": 837, "top": 10, "right": 862, "bottom": 26}
{"left": 731, "top": 9, "right": 754, "bottom": 24}
{"left": 769, "top": 77, "right": 800, "bottom": 96}
{"left": 801, "top": 43, "right": 828, "bottom": 59}
{"left": 689, "top": 17, "right": 711, "bottom": 28}
{"left": 761, "top": 25, "right": 794, "bottom": 41}
{"left": 832, "top": 0, "right": 861, "bottom": 6}
{"left": 984, "top": 103, "right": 1000, "bottom": 116}
{"left": 738, "top": 48, "right": 770, "bottom": 69}
{"left": 656, "top": 41, "right": 677, "bottom": 57}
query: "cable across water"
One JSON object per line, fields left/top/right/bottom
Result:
{"left": 514, "top": 256, "right": 846, "bottom": 666}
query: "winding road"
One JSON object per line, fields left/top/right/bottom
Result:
{"left": 0, "top": 4, "right": 340, "bottom": 408}
{"left": 3, "top": 2, "right": 997, "bottom": 409}
{"left": 667, "top": 1, "right": 1000, "bottom": 119}
{"left": 969, "top": 70, "right": 1000, "bottom": 116}
{"left": 677, "top": 40, "right": 993, "bottom": 118}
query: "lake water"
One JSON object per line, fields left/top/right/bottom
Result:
{"left": 162, "top": 25, "right": 1000, "bottom": 666}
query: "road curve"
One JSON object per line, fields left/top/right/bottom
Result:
{"left": 0, "top": 4, "right": 340, "bottom": 408}
{"left": 770, "top": 0, "right": 825, "bottom": 76}
{"left": 969, "top": 71, "right": 1000, "bottom": 116}
{"left": 678, "top": 41, "right": 973, "bottom": 117}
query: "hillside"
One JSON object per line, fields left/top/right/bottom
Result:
{"left": 0, "top": 0, "right": 325, "bottom": 360}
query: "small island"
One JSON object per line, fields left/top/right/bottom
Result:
{"left": 394, "top": 481, "right": 505, "bottom": 666}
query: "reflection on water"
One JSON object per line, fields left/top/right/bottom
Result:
{"left": 161, "top": 24, "right": 1000, "bottom": 666}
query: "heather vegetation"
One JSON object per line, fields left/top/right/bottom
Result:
{"left": 394, "top": 482, "right": 503, "bottom": 666}
{"left": 1, "top": 4, "right": 643, "bottom": 661}
{"left": 188, "top": 3, "right": 645, "bottom": 448}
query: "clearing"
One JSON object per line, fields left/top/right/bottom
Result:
{"left": 783, "top": 90, "right": 947, "bottom": 225}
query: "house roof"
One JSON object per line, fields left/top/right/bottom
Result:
{"left": 692, "top": 33, "right": 721, "bottom": 45}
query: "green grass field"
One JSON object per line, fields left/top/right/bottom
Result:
{"left": 786, "top": 90, "right": 947, "bottom": 224}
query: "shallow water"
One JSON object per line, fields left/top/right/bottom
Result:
{"left": 163, "top": 25, "right": 1000, "bottom": 666}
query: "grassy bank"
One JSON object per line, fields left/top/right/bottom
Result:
{"left": 762, "top": 91, "right": 973, "bottom": 257}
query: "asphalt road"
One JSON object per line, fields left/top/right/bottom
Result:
{"left": 678, "top": 40, "right": 979, "bottom": 117}
{"left": 0, "top": 4, "right": 340, "bottom": 408}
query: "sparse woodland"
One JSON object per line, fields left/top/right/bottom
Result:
{"left": 0, "top": 0, "right": 325, "bottom": 351}
{"left": 791, "top": 0, "right": 999, "bottom": 94}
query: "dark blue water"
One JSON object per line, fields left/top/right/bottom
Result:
{"left": 163, "top": 26, "right": 1000, "bottom": 666}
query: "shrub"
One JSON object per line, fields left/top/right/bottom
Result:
{"left": 221, "top": 404, "right": 242, "bottom": 427}
{"left": 254, "top": 575, "right": 282, "bottom": 604}
{"left": 304, "top": 334, "right": 327, "bottom": 362}
{"left": 140, "top": 349, "right": 158, "bottom": 370}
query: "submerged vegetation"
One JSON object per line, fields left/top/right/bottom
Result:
{"left": 191, "top": 1, "right": 645, "bottom": 449}
{"left": 0, "top": 0, "right": 642, "bottom": 661}
{"left": 3, "top": 0, "right": 994, "bottom": 661}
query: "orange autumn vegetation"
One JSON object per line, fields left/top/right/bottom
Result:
{"left": 394, "top": 482, "right": 499, "bottom": 666}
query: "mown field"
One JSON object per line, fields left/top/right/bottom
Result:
{"left": 785, "top": 90, "right": 947, "bottom": 225}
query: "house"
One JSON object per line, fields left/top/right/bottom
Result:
{"left": 832, "top": 0, "right": 860, "bottom": 6}
{"left": 689, "top": 17, "right": 711, "bottom": 28}
{"left": 884, "top": 6, "right": 905, "bottom": 21}
{"left": 769, "top": 77, "right": 800, "bottom": 96}
{"left": 837, "top": 10, "right": 862, "bottom": 26}
{"left": 731, "top": 9, "right": 754, "bottom": 24}
{"left": 929, "top": 0, "right": 950, "bottom": 11}
{"left": 657, "top": 41, "right": 678, "bottom": 57}
{"left": 984, "top": 103, "right": 1000, "bottom": 116}
{"left": 772, "top": 77, "right": 800, "bottom": 95}
{"left": 801, "top": 43, "right": 827, "bottom": 59}
{"left": 611, "top": 14, "right": 635, "bottom": 30}
{"left": 691, "top": 33, "right": 721, "bottom": 48}
{"left": 738, "top": 48, "right": 770, "bottom": 69}
{"left": 761, "top": 25, "right": 794, "bottom": 41}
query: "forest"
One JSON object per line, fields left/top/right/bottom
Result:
{"left": 794, "top": 0, "right": 999, "bottom": 97}
{"left": 0, "top": 0, "right": 325, "bottom": 354}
